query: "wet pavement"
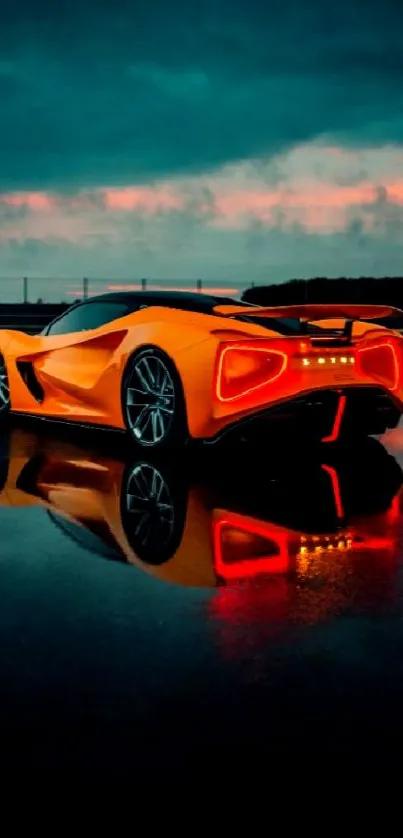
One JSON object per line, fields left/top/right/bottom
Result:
{"left": 2, "top": 420, "right": 403, "bottom": 777}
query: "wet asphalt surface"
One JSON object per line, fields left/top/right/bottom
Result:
{"left": 2, "top": 419, "right": 403, "bottom": 780}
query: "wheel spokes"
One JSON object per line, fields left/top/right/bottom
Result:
{"left": 0, "top": 361, "right": 10, "bottom": 410}
{"left": 125, "top": 463, "right": 175, "bottom": 549}
{"left": 135, "top": 364, "right": 151, "bottom": 394}
{"left": 127, "top": 387, "right": 151, "bottom": 406}
{"left": 132, "top": 406, "right": 153, "bottom": 440}
{"left": 142, "top": 358, "right": 156, "bottom": 389}
{"left": 126, "top": 355, "right": 175, "bottom": 444}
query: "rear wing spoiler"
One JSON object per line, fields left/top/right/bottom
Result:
{"left": 213, "top": 303, "right": 403, "bottom": 321}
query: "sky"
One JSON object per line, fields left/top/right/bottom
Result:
{"left": 1, "top": 0, "right": 403, "bottom": 300}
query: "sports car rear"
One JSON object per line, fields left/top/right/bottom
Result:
{"left": 211, "top": 324, "right": 403, "bottom": 443}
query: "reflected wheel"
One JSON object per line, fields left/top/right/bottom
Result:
{"left": 0, "top": 354, "right": 10, "bottom": 420}
{"left": 121, "top": 460, "right": 187, "bottom": 564}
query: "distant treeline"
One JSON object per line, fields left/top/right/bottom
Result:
{"left": 241, "top": 277, "right": 403, "bottom": 307}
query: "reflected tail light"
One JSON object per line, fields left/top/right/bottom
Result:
{"left": 356, "top": 342, "right": 400, "bottom": 391}
{"left": 215, "top": 341, "right": 287, "bottom": 402}
{"left": 298, "top": 533, "right": 353, "bottom": 558}
{"left": 213, "top": 513, "right": 290, "bottom": 580}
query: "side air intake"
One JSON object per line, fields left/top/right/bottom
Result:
{"left": 16, "top": 361, "right": 44, "bottom": 403}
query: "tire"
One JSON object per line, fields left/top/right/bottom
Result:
{"left": 120, "top": 459, "right": 188, "bottom": 565}
{"left": 0, "top": 354, "right": 10, "bottom": 422}
{"left": 0, "top": 434, "right": 10, "bottom": 492}
{"left": 121, "top": 347, "right": 188, "bottom": 449}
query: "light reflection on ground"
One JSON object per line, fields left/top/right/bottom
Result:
{"left": 2, "top": 420, "right": 403, "bottom": 771}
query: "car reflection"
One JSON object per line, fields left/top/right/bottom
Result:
{"left": 0, "top": 428, "right": 402, "bottom": 604}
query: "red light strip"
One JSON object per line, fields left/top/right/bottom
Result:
{"left": 357, "top": 341, "right": 400, "bottom": 391}
{"left": 387, "top": 492, "right": 401, "bottom": 524}
{"left": 321, "top": 464, "right": 344, "bottom": 520}
{"left": 322, "top": 394, "right": 347, "bottom": 443}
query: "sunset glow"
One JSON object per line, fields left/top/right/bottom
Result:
{"left": 2, "top": 156, "right": 403, "bottom": 252}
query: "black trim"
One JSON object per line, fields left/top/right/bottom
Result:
{"left": 11, "top": 384, "right": 402, "bottom": 446}
{"left": 10, "top": 410, "right": 125, "bottom": 436}
{"left": 206, "top": 386, "right": 402, "bottom": 445}
{"left": 16, "top": 455, "right": 46, "bottom": 495}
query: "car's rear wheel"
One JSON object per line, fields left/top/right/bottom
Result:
{"left": 122, "top": 347, "right": 188, "bottom": 449}
{"left": 0, "top": 354, "right": 10, "bottom": 420}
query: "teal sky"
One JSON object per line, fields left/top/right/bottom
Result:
{"left": 1, "top": 1, "right": 403, "bottom": 291}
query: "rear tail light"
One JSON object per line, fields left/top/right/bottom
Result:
{"left": 356, "top": 342, "right": 399, "bottom": 391}
{"left": 216, "top": 342, "right": 287, "bottom": 402}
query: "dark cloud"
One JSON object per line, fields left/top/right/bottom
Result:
{"left": 347, "top": 183, "right": 403, "bottom": 240}
{"left": 1, "top": 0, "right": 403, "bottom": 191}
{"left": 0, "top": 200, "right": 28, "bottom": 223}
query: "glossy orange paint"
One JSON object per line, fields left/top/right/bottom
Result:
{"left": 1, "top": 299, "right": 403, "bottom": 440}
{"left": 0, "top": 428, "right": 401, "bottom": 593}
{"left": 0, "top": 428, "right": 217, "bottom": 588}
{"left": 213, "top": 303, "right": 403, "bottom": 320}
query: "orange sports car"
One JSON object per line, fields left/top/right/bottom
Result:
{"left": 0, "top": 290, "right": 402, "bottom": 448}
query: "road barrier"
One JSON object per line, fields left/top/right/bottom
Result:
{"left": 0, "top": 277, "right": 232, "bottom": 304}
{"left": 0, "top": 303, "right": 68, "bottom": 335}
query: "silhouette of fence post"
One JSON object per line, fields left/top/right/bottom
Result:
{"left": 23, "top": 276, "right": 28, "bottom": 304}
{"left": 141, "top": 278, "right": 147, "bottom": 290}
{"left": 83, "top": 277, "right": 89, "bottom": 299}
{"left": 196, "top": 279, "right": 202, "bottom": 292}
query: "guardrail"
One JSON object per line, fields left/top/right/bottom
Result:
{"left": 0, "top": 277, "right": 240, "bottom": 304}
{"left": 0, "top": 303, "right": 68, "bottom": 335}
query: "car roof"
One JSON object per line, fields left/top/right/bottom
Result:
{"left": 43, "top": 290, "right": 318, "bottom": 338}
{"left": 85, "top": 290, "right": 249, "bottom": 313}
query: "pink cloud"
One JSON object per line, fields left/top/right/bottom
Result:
{"left": 215, "top": 180, "right": 403, "bottom": 213}
{"left": 3, "top": 191, "right": 55, "bottom": 210}
{"left": 2, "top": 146, "right": 403, "bottom": 241}
{"left": 325, "top": 146, "right": 359, "bottom": 160}
{"left": 211, "top": 180, "right": 403, "bottom": 231}
{"left": 103, "top": 186, "right": 183, "bottom": 212}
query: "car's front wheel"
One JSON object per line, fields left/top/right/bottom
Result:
{"left": 0, "top": 354, "right": 10, "bottom": 421}
{"left": 121, "top": 347, "right": 188, "bottom": 449}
